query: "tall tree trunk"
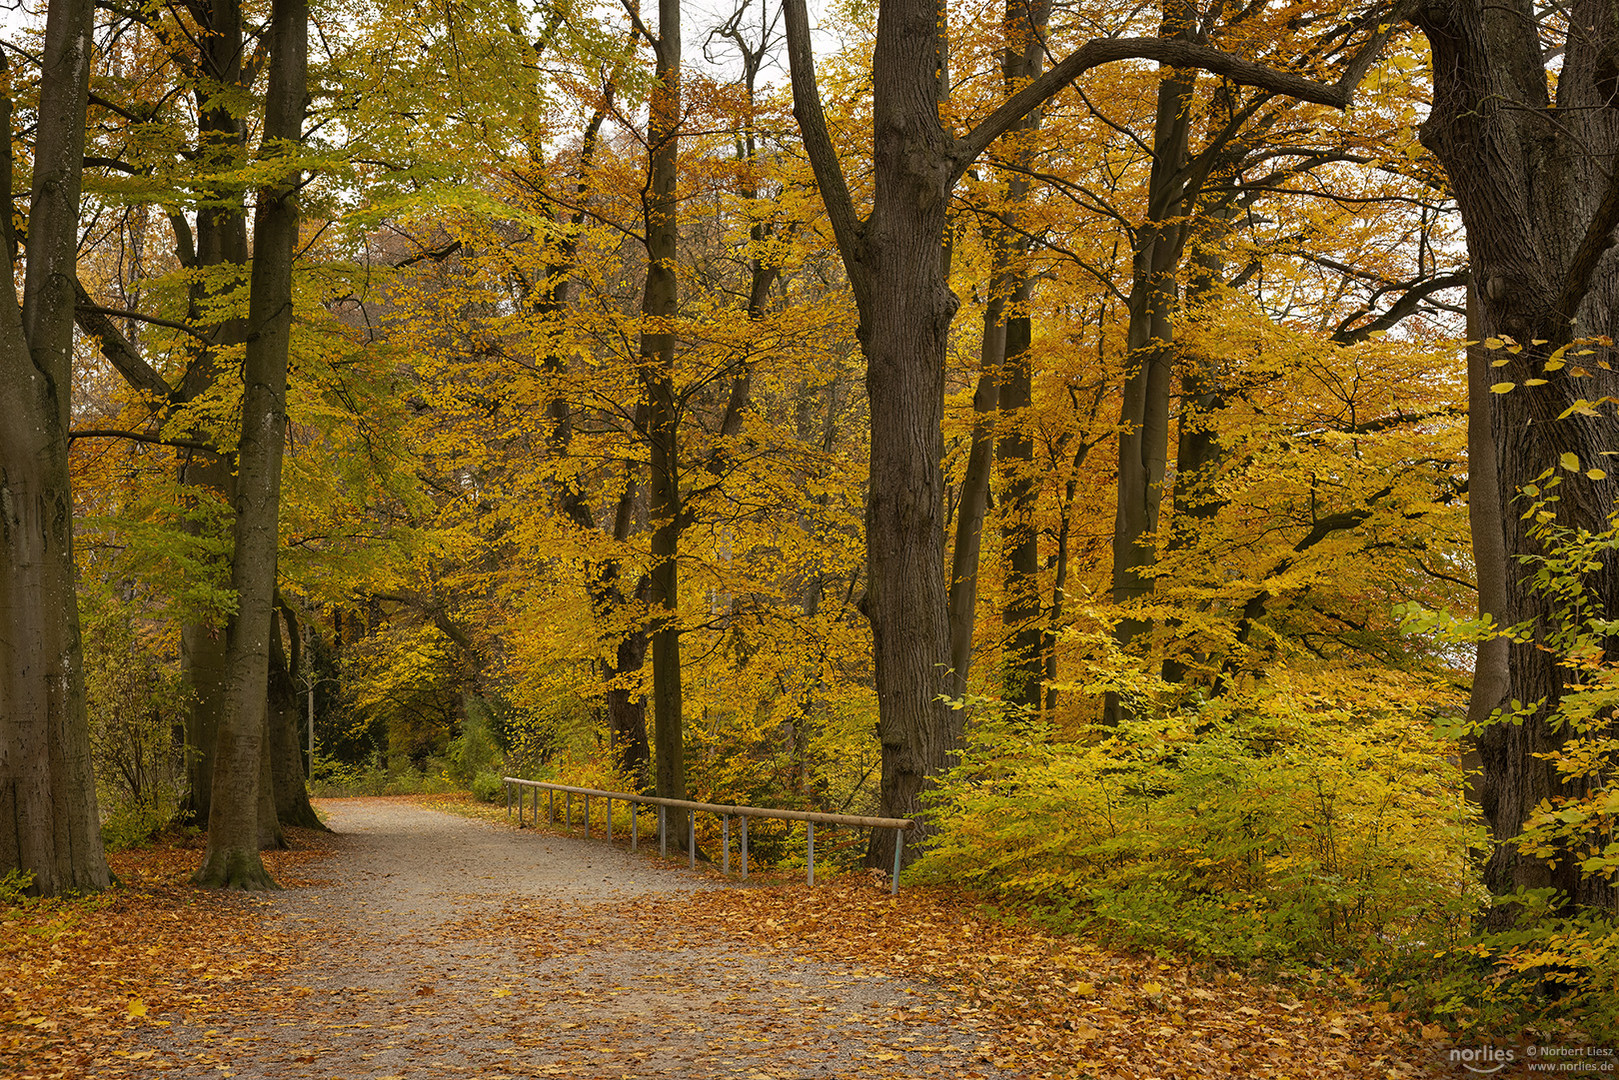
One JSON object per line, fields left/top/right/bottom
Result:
{"left": 177, "top": 0, "right": 253, "bottom": 825}
{"left": 998, "top": 295, "right": 1042, "bottom": 708}
{"left": 1414, "top": 0, "right": 1619, "bottom": 914}
{"left": 1104, "top": 12, "right": 1196, "bottom": 724}
{"left": 0, "top": 2, "right": 113, "bottom": 897}
{"left": 994, "top": 0, "right": 1050, "bottom": 713}
{"left": 641, "top": 0, "right": 688, "bottom": 843}
{"left": 946, "top": 302, "right": 1003, "bottom": 698}
{"left": 786, "top": 0, "right": 1393, "bottom": 866}
{"left": 194, "top": 0, "right": 307, "bottom": 889}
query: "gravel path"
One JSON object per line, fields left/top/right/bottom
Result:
{"left": 131, "top": 798, "right": 1015, "bottom": 1079}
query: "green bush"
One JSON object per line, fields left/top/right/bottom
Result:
{"left": 0, "top": 868, "right": 35, "bottom": 906}
{"left": 915, "top": 674, "right": 1484, "bottom": 966}
{"left": 100, "top": 786, "right": 184, "bottom": 851}
{"left": 471, "top": 771, "right": 504, "bottom": 802}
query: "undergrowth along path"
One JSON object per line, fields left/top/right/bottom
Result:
{"left": 3, "top": 795, "right": 1453, "bottom": 1079}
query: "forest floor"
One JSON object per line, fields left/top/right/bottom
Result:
{"left": 1, "top": 796, "right": 1461, "bottom": 1079}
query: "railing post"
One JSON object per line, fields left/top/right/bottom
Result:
{"left": 807, "top": 821, "right": 815, "bottom": 887}
{"left": 584, "top": 794, "right": 591, "bottom": 838}
{"left": 722, "top": 816, "right": 730, "bottom": 876}
{"left": 688, "top": 812, "right": 696, "bottom": 871}
{"left": 565, "top": 792, "right": 573, "bottom": 831}
{"left": 548, "top": 789, "right": 555, "bottom": 825}
{"left": 605, "top": 797, "right": 612, "bottom": 842}
{"left": 659, "top": 806, "right": 667, "bottom": 858}
{"left": 505, "top": 781, "right": 511, "bottom": 820}
{"left": 740, "top": 816, "right": 748, "bottom": 881}
{"left": 891, "top": 827, "right": 904, "bottom": 895}
{"left": 631, "top": 802, "right": 638, "bottom": 851}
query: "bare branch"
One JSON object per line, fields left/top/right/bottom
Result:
{"left": 955, "top": 12, "right": 1405, "bottom": 175}
{"left": 783, "top": 0, "right": 868, "bottom": 311}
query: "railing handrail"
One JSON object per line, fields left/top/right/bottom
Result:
{"left": 501, "top": 777, "right": 912, "bottom": 831}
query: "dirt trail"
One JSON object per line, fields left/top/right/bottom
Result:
{"left": 130, "top": 798, "right": 1013, "bottom": 1079}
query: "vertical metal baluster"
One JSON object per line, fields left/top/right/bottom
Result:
{"left": 722, "top": 816, "right": 730, "bottom": 877}
{"left": 659, "top": 806, "right": 667, "bottom": 858}
{"left": 891, "top": 827, "right": 904, "bottom": 895}
{"left": 740, "top": 816, "right": 748, "bottom": 881}
{"left": 807, "top": 821, "right": 815, "bottom": 887}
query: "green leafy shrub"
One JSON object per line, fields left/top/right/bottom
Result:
{"left": 916, "top": 673, "right": 1484, "bottom": 966}
{"left": 471, "top": 771, "right": 505, "bottom": 802}
{"left": 0, "top": 868, "right": 35, "bottom": 906}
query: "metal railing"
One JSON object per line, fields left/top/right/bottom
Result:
{"left": 502, "top": 778, "right": 912, "bottom": 894}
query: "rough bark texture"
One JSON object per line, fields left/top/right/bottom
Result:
{"left": 1413, "top": 0, "right": 1619, "bottom": 914}
{"left": 194, "top": 0, "right": 306, "bottom": 890}
{"left": 0, "top": 0, "right": 113, "bottom": 897}
{"left": 641, "top": 0, "right": 688, "bottom": 843}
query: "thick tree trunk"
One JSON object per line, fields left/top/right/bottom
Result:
{"left": 0, "top": 0, "right": 113, "bottom": 898}
{"left": 194, "top": 0, "right": 307, "bottom": 889}
{"left": 1413, "top": 0, "right": 1619, "bottom": 914}
{"left": 176, "top": 0, "right": 252, "bottom": 825}
{"left": 641, "top": 0, "right": 688, "bottom": 844}
{"left": 853, "top": 0, "right": 965, "bottom": 865}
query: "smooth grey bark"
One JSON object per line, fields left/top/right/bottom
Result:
{"left": 179, "top": 0, "right": 253, "bottom": 826}
{"left": 1104, "top": 7, "right": 1197, "bottom": 724}
{"left": 1413, "top": 0, "right": 1619, "bottom": 912}
{"left": 992, "top": 0, "right": 1049, "bottom": 712}
{"left": 269, "top": 601, "right": 326, "bottom": 831}
{"left": 946, "top": 303, "right": 1002, "bottom": 699}
{"left": 193, "top": 0, "right": 307, "bottom": 889}
{"left": 1464, "top": 286, "right": 1509, "bottom": 734}
{"left": 0, "top": 0, "right": 113, "bottom": 897}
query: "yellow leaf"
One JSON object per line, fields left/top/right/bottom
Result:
{"left": 1484, "top": 337, "right": 1505, "bottom": 349}
{"left": 1525, "top": 378, "right": 1548, "bottom": 385}
{"left": 1561, "top": 452, "right": 1581, "bottom": 472}
{"left": 1588, "top": 469, "right": 1607, "bottom": 481}
{"left": 1490, "top": 382, "right": 1516, "bottom": 393}
{"left": 126, "top": 997, "right": 148, "bottom": 1019}
{"left": 492, "top": 987, "right": 512, "bottom": 997}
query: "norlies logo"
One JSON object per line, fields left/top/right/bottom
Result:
{"left": 1451, "top": 1047, "right": 1518, "bottom": 1074}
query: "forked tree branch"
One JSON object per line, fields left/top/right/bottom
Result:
{"left": 1554, "top": 143, "right": 1619, "bottom": 337}
{"left": 954, "top": 11, "right": 1406, "bottom": 176}
{"left": 782, "top": 0, "right": 869, "bottom": 312}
